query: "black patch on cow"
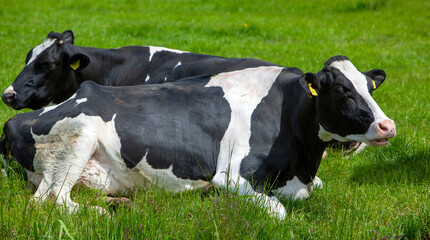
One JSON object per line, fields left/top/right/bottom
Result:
{"left": 1, "top": 113, "right": 39, "bottom": 171}
{"left": 240, "top": 70, "right": 326, "bottom": 192}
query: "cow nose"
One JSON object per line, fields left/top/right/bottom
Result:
{"left": 376, "top": 119, "right": 396, "bottom": 138}
{"left": 1, "top": 90, "right": 17, "bottom": 106}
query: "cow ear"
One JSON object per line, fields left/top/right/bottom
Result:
{"left": 364, "top": 69, "right": 386, "bottom": 90}
{"left": 299, "top": 72, "right": 320, "bottom": 97}
{"left": 61, "top": 30, "right": 74, "bottom": 45}
{"left": 68, "top": 54, "right": 90, "bottom": 71}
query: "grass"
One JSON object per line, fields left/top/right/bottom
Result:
{"left": 0, "top": 0, "right": 429, "bottom": 239}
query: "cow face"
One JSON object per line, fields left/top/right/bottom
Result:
{"left": 301, "top": 56, "right": 396, "bottom": 147}
{"left": 2, "top": 30, "right": 89, "bottom": 110}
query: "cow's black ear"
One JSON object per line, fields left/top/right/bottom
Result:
{"left": 299, "top": 72, "right": 320, "bottom": 97}
{"left": 364, "top": 69, "right": 386, "bottom": 90}
{"left": 62, "top": 30, "right": 74, "bottom": 45}
{"left": 68, "top": 53, "right": 90, "bottom": 71}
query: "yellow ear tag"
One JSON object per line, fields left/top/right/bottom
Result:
{"left": 308, "top": 83, "right": 318, "bottom": 96}
{"left": 371, "top": 80, "right": 376, "bottom": 89}
{"left": 70, "top": 59, "right": 80, "bottom": 70}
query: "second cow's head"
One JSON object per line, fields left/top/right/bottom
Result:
{"left": 2, "top": 30, "right": 89, "bottom": 110}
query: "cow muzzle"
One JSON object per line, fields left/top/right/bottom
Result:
{"left": 368, "top": 119, "right": 396, "bottom": 147}
{"left": 2, "top": 90, "right": 17, "bottom": 107}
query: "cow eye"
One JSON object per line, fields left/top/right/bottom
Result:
{"left": 38, "top": 62, "right": 53, "bottom": 70}
{"left": 335, "top": 86, "right": 349, "bottom": 99}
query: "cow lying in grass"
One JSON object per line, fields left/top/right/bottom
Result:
{"left": 0, "top": 56, "right": 395, "bottom": 219}
{"left": 1, "top": 30, "right": 283, "bottom": 110}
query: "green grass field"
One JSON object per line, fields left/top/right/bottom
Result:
{"left": 0, "top": 0, "right": 429, "bottom": 239}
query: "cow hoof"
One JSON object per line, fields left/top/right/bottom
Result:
{"left": 313, "top": 176, "right": 323, "bottom": 189}
{"left": 104, "top": 196, "right": 131, "bottom": 212}
{"left": 293, "top": 188, "right": 311, "bottom": 200}
{"left": 91, "top": 206, "right": 110, "bottom": 215}
{"left": 270, "top": 203, "right": 286, "bottom": 220}
{"left": 105, "top": 196, "right": 130, "bottom": 205}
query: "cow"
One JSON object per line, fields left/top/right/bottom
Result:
{"left": 0, "top": 56, "right": 396, "bottom": 219}
{"left": 2, "top": 30, "right": 286, "bottom": 110}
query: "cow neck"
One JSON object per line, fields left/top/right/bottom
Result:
{"left": 69, "top": 45, "right": 127, "bottom": 86}
{"left": 280, "top": 73, "right": 327, "bottom": 182}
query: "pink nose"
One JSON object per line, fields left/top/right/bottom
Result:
{"left": 2, "top": 90, "right": 17, "bottom": 106}
{"left": 376, "top": 119, "right": 396, "bottom": 138}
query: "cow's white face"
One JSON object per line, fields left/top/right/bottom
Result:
{"left": 315, "top": 56, "right": 396, "bottom": 146}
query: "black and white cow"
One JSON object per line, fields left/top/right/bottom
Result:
{"left": 2, "top": 30, "right": 284, "bottom": 110}
{"left": 0, "top": 56, "right": 396, "bottom": 219}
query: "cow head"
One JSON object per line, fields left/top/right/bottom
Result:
{"left": 2, "top": 30, "right": 90, "bottom": 110}
{"left": 300, "top": 55, "right": 396, "bottom": 147}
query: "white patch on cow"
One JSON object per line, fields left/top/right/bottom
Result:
{"left": 27, "top": 38, "right": 57, "bottom": 65}
{"left": 145, "top": 74, "right": 150, "bottom": 82}
{"left": 173, "top": 61, "right": 182, "bottom": 71}
{"left": 148, "top": 46, "right": 187, "bottom": 62}
{"left": 206, "top": 66, "right": 286, "bottom": 219}
{"left": 4, "top": 85, "right": 14, "bottom": 93}
{"left": 323, "top": 60, "right": 393, "bottom": 142}
{"left": 134, "top": 150, "right": 209, "bottom": 192}
{"left": 164, "top": 77, "right": 167, "bottom": 82}
{"left": 74, "top": 113, "right": 142, "bottom": 196}
{"left": 74, "top": 98, "right": 87, "bottom": 107}
{"left": 272, "top": 176, "right": 320, "bottom": 200}
{"left": 318, "top": 124, "right": 367, "bottom": 143}
{"left": 39, "top": 93, "right": 76, "bottom": 116}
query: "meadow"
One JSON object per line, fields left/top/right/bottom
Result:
{"left": 0, "top": 0, "right": 429, "bottom": 239}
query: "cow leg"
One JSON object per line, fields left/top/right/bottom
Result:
{"left": 31, "top": 160, "right": 85, "bottom": 212}
{"left": 31, "top": 134, "right": 104, "bottom": 213}
{"left": 212, "top": 173, "right": 286, "bottom": 220}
